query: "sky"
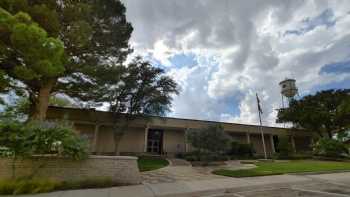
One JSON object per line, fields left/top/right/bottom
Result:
{"left": 121, "top": 0, "right": 350, "bottom": 127}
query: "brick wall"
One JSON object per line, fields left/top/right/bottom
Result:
{"left": 0, "top": 155, "right": 141, "bottom": 185}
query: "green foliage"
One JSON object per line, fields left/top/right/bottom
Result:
{"left": 0, "top": 177, "right": 119, "bottom": 195}
{"left": 0, "top": 121, "right": 89, "bottom": 159}
{"left": 0, "top": 96, "right": 75, "bottom": 122}
{"left": 0, "top": 120, "right": 88, "bottom": 178}
{"left": 313, "top": 138, "right": 349, "bottom": 158}
{"left": 49, "top": 96, "right": 76, "bottom": 108}
{"left": 0, "top": 178, "right": 57, "bottom": 195}
{"left": 275, "top": 137, "right": 294, "bottom": 159}
{"left": 0, "top": 97, "right": 30, "bottom": 121}
{"left": 0, "top": 8, "right": 65, "bottom": 81}
{"left": 228, "top": 141, "right": 255, "bottom": 158}
{"left": 0, "top": 121, "right": 32, "bottom": 158}
{"left": 277, "top": 89, "right": 350, "bottom": 138}
{"left": 0, "top": 0, "right": 133, "bottom": 120}
{"left": 106, "top": 57, "right": 179, "bottom": 116}
{"left": 186, "top": 124, "right": 231, "bottom": 154}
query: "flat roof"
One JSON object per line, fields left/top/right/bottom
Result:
{"left": 48, "top": 106, "right": 292, "bottom": 130}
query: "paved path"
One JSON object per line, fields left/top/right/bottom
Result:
{"left": 16, "top": 172, "right": 350, "bottom": 197}
{"left": 141, "top": 159, "right": 254, "bottom": 184}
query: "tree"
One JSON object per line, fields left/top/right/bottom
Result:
{"left": 186, "top": 124, "right": 231, "bottom": 154}
{"left": 277, "top": 89, "right": 350, "bottom": 138}
{"left": 0, "top": 96, "right": 75, "bottom": 121}
{"left": 0, "top": 0, "right": 133, "bottom": 120}
{"left": 103, "top": 58, "right": 179, "bottom": 154}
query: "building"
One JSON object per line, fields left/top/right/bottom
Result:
{"left": 46, "top": 106, "right": 312, "bottom": 157}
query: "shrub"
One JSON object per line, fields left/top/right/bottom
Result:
{"left": 0, "top": 120, "right": 89, "bottom": 178}
{"left": 228, "top": 141, "right": 255, "bottom": 159}
{"left": 313, "top": 138, "right": 349, "bottom": 158}
{"left": 238, "top": 143, "right": 255, "bottom": 157}
{"left": 186, "top": 124, "right": 231, "bottom": 154}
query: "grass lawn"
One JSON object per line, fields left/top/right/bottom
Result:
{"left": 137, "top": 156, "right": 169, "bottom": 172}
{"left": 213, "top": 160, "right": 350, "bottom": 177}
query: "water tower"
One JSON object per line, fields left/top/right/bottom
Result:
{"left": 279, "top": 78, "right": 298, "bottom": 108}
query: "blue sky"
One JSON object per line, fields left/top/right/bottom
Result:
{"left": 123, "top": 0, "right": 350, "bottom": 126}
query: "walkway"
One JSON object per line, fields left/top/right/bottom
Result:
{"left": 20, "top": 172, "right": 350, "bottom": 197}
{"left": 141, "top": 158, "right": 221, "bottom": 184}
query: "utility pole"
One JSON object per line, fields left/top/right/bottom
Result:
{"left": 256, "top": 93, "right": 267, "bottom": 159}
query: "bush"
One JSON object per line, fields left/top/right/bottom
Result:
{"left": 0, "top": 120, "right": 89, "bottom": 178}
{"left": 0, "top": 120, "right": 89, "bottom": 160}
{"left": 228, "top": 141, "right": 255, "bottom": 159}
{"left": 313, "top": 138, "right": 349, "bottom": 158}
{"left": 186, "top": 124, "right": 231, "bottom": 154}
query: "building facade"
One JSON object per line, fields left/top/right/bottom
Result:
{"left": 46, "top": 106, "right": 312, "bottom": 157}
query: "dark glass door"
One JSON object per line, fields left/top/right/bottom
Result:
{"left": 147, "top": 129, "right": 163, "bottom": 154}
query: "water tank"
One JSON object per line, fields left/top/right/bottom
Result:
{"left": 279, "top": 79, "right": 298, "bottom": 98}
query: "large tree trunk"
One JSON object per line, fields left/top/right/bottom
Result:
{"left": 31, "top": 79, "right": 56, "bottom": 121}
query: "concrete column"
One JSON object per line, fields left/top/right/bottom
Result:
{"left": 291, "top": 136, "right": 296, "bottom": 153}
{"left": 144, "top": 126, "right": 149, "bottom": 152}
{"left": 93, "top": 124, "right": 100, "bottom": 154}
{"left": 246, "top": 132, "right": 251, "bottom": 144}
{"left": 270, "top": 135, "right": 275, "bottom": 153}
{"left": 184, "top": 128, "right": 189, "bottom": 153}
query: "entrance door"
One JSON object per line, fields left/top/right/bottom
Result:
{"left": 147, "top": 129, "right": 163, "bottom": 154}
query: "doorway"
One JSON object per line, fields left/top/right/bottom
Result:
{"left": 147, "top": 129, "right": 164, "bottom": 154}
{"left": 273, "top": 135, "right": 279, "bottom": 152}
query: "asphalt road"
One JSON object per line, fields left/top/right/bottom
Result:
{"left": 214, "top": 173, "right": 350, "bottom": 197}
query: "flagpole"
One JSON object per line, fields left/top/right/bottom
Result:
{"left": 256, "top": 93, "right": 267, "bottom": 159}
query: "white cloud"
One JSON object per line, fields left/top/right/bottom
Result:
{"left": 122, "top": 0, "right": 350, "bottom": 126}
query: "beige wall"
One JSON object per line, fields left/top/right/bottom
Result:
{"left": 97, "top": 126, "right": 115, "bottom": 153}
{"left": 46, "top": 107, "right": 312, "bottom": 156}
{"left": 163, "top": 129, "right": 185, "bottom": 155}
{"left": 251, "top": 134, "right": 273, "bottom": 156}
{"left": 0, "top": 156, "right": 141, "bottom": 185}
{"left": 118, "top": 127, "right": 145, "bottom": 153}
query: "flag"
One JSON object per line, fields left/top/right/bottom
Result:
{"left": 256, "top": 93, "right": 263, "bottom": 114}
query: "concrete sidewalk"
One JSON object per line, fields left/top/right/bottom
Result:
{"left": 12, "top": 172, "right": 350, "bottom": 197}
